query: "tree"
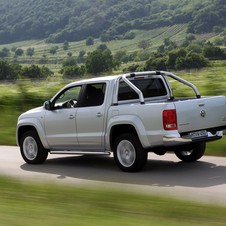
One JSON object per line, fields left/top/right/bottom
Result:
{"left": 186, "top": 34, "right": 196, "bottom": 41}
{"left": 223, "top": 36, "right": 226, "bottom": 46}
{"left": 63, "top": 40, "right": 69, "bottom": 50}
{"left": 186, "top": 44, "right": 202, "bottom": 54}
{"left": 0, "top": 60, "right": 11, "bottom": 79}
{"left": 121, "top": 55, "right": 129, "bottom": 63}
{"left": 202, "top": 45, "right": 226, "bottom": 60}
{"left": 85, "top": 49, "right": 116, "bottom": 73}
{"left": 62, "top": 58, "right": 77, "bottom": 67}
{"left": 21, "top": 64, "right": 52, "bottom": 79}
{"left": 22, "top": 64, "right": 41, "bottom": 78}
{"left": 179, "top": 40, "right": 190, "bottom": 48}
{"left": 175, "top": 52, "right": 208, "bottom": 70}
{"left": 114, "top": 50, "right": 127, "bottom": 61}
{"left": 213, "top": 26, "right": 223, "bottom": 34}
{"left": 166, "top": 41, "right": 177, "bottom": 52}
{"left": 62, "top": 65, "right": 85, "bottom": 77}
{"left": 0, "top": 51, "right": 8, "bottom": 58}
{"left": 166, "top": 48, "right": 187, "bottom": 69}
{"left": 138, "top": 40, "right": 151, "bottom": 50}
{"left": 97, "top": 44, "right": 108, "bottom": 51}
{"left": 213, "top": 37, "right": 223, "bottom": 46}
{"left": 67, "top": 52, "right": 72, "bottom": 58}
{"left": 145, "top": 52, "right": 167, "bottom": 71}
{"left": 15, "top": 48, "right": 24, "bottom": 56}
{"left": 157, "top": 44, "right": 165, "bottom": 53}
{"left": 79, "top": 50, "right": 86, "bottom": 58}
{"left": 11, "top": 46, "right": 17, "bottom": 52}
{"left": 164, "top": 38, "right": 170, "bottom": 46}
{"left": 2, "top": 47, "right": 9, "bottom": 53}
{"left": 86, "top": 36, "right": 94, "bottom": 46}
{"left": 129, "top": 51, "right": 138, "bottom": 61}
{"left": 26, "top": 47, "right": 35, "bottom": 57}
{"left": 49, "top": 46, "right": 57, "bottom": 55}
{"left": 137, "top": 50, "right": 152, "bottom": 61}
{"left": 8, "top": 63, "right": 22, "bottom": 79}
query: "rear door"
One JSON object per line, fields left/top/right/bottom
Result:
{"left": 76, "top": 82, "right": 107, "bottom": 150}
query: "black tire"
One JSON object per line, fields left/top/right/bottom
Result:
{"left": 113, "top": 133, "right": 147, "bottom": 172}
{"left": 20, "top": 131, "right": 48, "bottom": 164}
{"left": 174, "top": 143, "right": 206, "bottom": 162}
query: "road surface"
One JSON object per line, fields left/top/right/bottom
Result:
{"left": 1, "top": 146, "right": 226, "bottom": 206}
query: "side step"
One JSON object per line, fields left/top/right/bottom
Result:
{"left": 50, "top": 151, "right": 111, "bottom": 155}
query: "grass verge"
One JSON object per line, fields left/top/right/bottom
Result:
{"left": 0, "top": 175, "right": 226, "bottom": 226}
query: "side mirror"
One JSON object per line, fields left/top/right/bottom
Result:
{"left": 44, "top": 101, "right": 52, "bottom": 110}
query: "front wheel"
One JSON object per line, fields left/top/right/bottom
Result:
{"left": 20, "top": 131, "right": 48, "bottom": 164}
{"left": 113, "top": 133, "right": 147, "bottom": 172}
{"left": 174, "top": 143, "right": 206, "bottom": 162}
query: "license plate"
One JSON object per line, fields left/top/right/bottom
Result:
{"left": 189, "top": 130, "right": 208, "bottom": 139}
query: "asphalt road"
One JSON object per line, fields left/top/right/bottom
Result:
{"left": 1, "top": 145, "right": 226, "bottom": 206}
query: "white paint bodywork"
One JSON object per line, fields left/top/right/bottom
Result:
{"left": 17, "top": 71, "right": 226, "bottom": 153}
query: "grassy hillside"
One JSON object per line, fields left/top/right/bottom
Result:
{"left": 0, "top": 0, "right": 225, "bottom": 45}
{"left": 0, "top": 23, "right": 219, "bottom": 75}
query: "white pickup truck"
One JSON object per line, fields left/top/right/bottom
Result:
{"left": 17, "top": 71, "right": 226, "bottom": 172}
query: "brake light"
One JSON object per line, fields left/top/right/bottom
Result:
{"left": 163, "top": 109, "right": 177, "bottom": 130}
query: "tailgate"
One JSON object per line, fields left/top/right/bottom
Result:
{"left": 174, "top": 96, "right": 226, "bottom": 133}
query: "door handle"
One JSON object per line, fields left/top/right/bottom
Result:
{"left": 68, "top": 114, "right": 75, "bottom": 119}
{"left": 96, "top": 112, "right": 103, "bottom": 117}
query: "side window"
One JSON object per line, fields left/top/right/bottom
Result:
{"left": 82, "top": 83, "right": 106, "bottom": 107}
{"left": 118, "top": 78, "right": 167, "bottom": 101}
{"left": 54, "top": 86, "right": 82, "bottom": 109}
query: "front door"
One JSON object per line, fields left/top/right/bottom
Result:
{"left": 44, "top": 85, "right": 82, "bottom": 150}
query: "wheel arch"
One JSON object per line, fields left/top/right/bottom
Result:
{"left": 17, "top": 118, "right": 49, "bottom": 149}
{"left": 106, "top": 115, "right": 150, "bottom": 150}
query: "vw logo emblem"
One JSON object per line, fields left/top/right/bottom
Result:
{"left": 200, "top": 109, "right": 206, "bottom": 118}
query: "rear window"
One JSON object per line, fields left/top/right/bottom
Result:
{"left": 118, "top": 78, "right": 167, "bottom": 101}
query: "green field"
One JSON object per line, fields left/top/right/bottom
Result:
{"left": 0, "top": 175, "right": 226, "bottom": 226}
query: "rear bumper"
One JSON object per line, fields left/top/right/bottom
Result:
{"left": 163, "top": 131, "right": 223, "bottom": 147}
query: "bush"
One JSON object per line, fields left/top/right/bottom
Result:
{"left": 129, "top": 51, "right": 138, "bottom": 61}
{"left": 175, "top": 52, "right": 208, "bottom": 70}
{"left": 62, "top": 58, "right": 77, "bottom": 67}
{"left": 63, "top": 40, "right": 69, "bottom": 50}
{"left": 114, "top": 50, "right": 127, "bottom": 61}
{"left": 15, "top": 48, "right": 24, "bottom": 56}
{"left": 145, "top": 52, "right": 167, "bottom": 71}
{"left": 21, "top": 64, "right": 53, "bottom": 79}
{"left": 121, "top": 55, "right": 129, "bottom": 63}
{"left": 49, "top": 46, "right": 57, "bottom": 55}
{"left": 202, "top": 45, "right": 226, "bottom": 60}
{"left": 213, "top": 37, "right": 223, "bottom": 46}
{"left": 137, "top": 50, "right": 152, "bottom": 61}
{"left": 97, "top": 44, "right": 108, "bottom": 51}
{"left": 26, "top": 47, "right": 35, "bottom": 57}
{"left": 186, "top": 44, "right": 202, "bottom": 54}
{"left": 124, "top": 32, "right": 135, "bottom": 40}
{"left": 86, "top": 36, "right": 94, "bottom": 46}
{"left": 62, "top": 65, "right": 85, "bottom": 77}
{"left": 85, "top": 49, "right": 116, "bottom": 73}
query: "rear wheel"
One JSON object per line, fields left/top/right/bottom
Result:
{"left": 174, "top": 143, "right": 206, "bottom": 162}
{"left": 113, "top": 133, "right": 147, "bottom": 172}
{"left": 20, "top": 131, "right": 48, "bottom": 164}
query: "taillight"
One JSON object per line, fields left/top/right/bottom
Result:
{"left": 163, "top": 109, "right": 177, "bottom": 130}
